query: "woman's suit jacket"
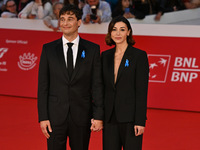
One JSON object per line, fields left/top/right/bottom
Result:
{"left": 102, "top": 45, "right": 149, "bottom": 126}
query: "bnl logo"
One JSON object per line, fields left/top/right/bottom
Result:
{"left": 171, "top": 57, "right": 199, "bottom": 82}
{"left": 148, "top": 55, "right": 199, "bottom": 83}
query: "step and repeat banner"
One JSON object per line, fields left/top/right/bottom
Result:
{"left": 0, "top": 19, "right": 200, "bottom": 112}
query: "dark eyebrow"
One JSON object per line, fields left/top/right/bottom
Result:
{"left": 68, "top": 16, "right": 75, "bottom": 19}
{"left": 113, "top": 26, "right": 126, "bottom": 29}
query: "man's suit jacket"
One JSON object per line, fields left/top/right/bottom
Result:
{"left": 38, "top": 38, "right": 104, "bottom": 126}
{"left": 101, "top": 45, "right": 149, "bottom": 126}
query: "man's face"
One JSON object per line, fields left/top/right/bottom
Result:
{"left": 6, "top": 1, "right": 16, "bottom": 13}
{"left": 59, "top": 12, "right": 81, "bottom": 37}
{"left": 87, "top": 0, "right": 99, "bottom": 6}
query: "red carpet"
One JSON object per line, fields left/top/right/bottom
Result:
{"left": 0, "top": 95, "right": 200, "bottom": 150}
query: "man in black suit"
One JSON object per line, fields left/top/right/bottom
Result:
{"left": 37, "top": 5, "right": 104, "bottom": 150}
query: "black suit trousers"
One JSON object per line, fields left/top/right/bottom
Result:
{"left": 103, "top": 112, "right": 143, "bottom": 150}
{"left": 47, "top": 112, "right": 91, "bottom": 150}
{"left": 103, "top": 122, "right": 143, "bottom": 150}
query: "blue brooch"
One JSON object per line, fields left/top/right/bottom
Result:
{"left": 81, "top": 50, "right": 85, "bottom": 58}
{"left": 125, "top": 59, "right": 129, "bottom": 67}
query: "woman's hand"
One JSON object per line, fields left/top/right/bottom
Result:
{"left": 134, "top": 125, "right": 145, "bottom": 136}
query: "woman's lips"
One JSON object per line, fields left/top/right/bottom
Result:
{"left": 115, "top": 37, "right": 122, "bottom": 40}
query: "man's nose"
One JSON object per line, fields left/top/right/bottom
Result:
{"left": 62, "top": 20, "right": 69, "bottom": 25}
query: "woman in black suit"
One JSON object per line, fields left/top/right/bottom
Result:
{"left": 102, "top": 16, "right": 149, "bottom": 150}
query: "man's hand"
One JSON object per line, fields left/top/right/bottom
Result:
{"left": 123, "top": 13, "right": 135, "bottom": 19}
{"left": 92, "top": 16, "right": 101, "bottom": 24}
{"left": 40, "top": 120, "right": 52, "bottom": 139}
{"left": 154, "top": 12, "right": 162, "bottom": 21}
{"left": 134, "top": 125, "right": 145, "bottom": 136}
{"left": 83, "top": 14, "right": 91, "bottom": 24}
{"left": 90, "top": 119, "right": 103, "bottom": 132}
{"left": 28, "top": 14, "right": 36, "bottom": 19}
{"left": 50, "top": 26, "right": 60, "bottom": 32}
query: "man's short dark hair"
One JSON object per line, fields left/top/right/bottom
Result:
{"left": 59, "top": 4, "right": 82, "bottom": 20}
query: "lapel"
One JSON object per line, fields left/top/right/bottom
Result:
{"left": 107, "top": 48, "right": 115, "bottom": 88}
{"left": 115, "top": 45, "right": 133, "bottom": 85}
{"left": 56, "top": 38, "right": 70, "bottom": 82}
{"left": 70, "top": 38, "right": 85, "bottom": 82}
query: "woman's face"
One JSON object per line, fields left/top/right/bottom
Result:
{"left": 6, "top": 1, "right": 17, "bottom": 13}
{"left": 54, "top": 4, "right": 63, "bottom": 18}
{"left": 35, "top": 0, "right": 42, "bottom": 3}
{"left": 69, "top": 0, "right": 74, "bottom": 4}
{"left": 111, "top": 21, "right": 130, "bottom": 45}
{"left": 122, "top": 0, "right": 130, "bottom": 8}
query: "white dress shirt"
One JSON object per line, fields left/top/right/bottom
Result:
{"left": 62, "top": 35, "right": 80, "bottom": 68}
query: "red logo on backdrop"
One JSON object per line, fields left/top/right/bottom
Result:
{"left": 18, "top": 53, "right": 38, "bottom": 71}
{"left": 148, "top": 54, "right": 171, "bottom": 83}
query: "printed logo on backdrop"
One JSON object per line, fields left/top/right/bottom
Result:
{"left": 18, "top": 53, "right": 37, "bottom": 71}
{"left": 148, "top": 54, "right": 171, "bottom": 83}
{"left": 148, "top": 54, "right": 200, "bottom": 83}
{"left": 0, "top": 48, "right": 8, "bottom": 72}
{"left": 171, "top": 57, "right": 199, "bottom": 82}
{"left": 0, "top": 48, "right": 8, "bottom": 58}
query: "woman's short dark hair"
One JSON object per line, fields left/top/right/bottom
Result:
{"left": 105, "top": 16, "right": 135, "bottom": 46}
{"left": 59, "top": 4, "right": 82, "bottom": 20}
